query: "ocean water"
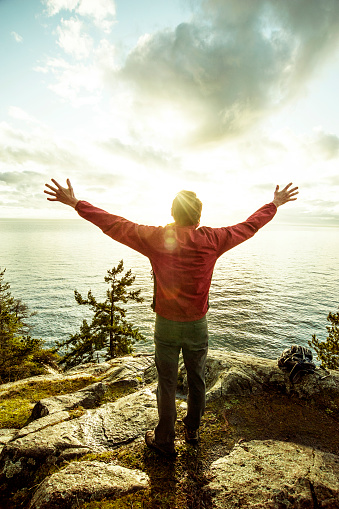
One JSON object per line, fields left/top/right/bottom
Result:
{"left": 0, "top": 218, "right": 338, "bottom": 361}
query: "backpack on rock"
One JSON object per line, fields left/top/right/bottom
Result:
{"left": 278, "top": 345, "right": 316, "bottom": 383}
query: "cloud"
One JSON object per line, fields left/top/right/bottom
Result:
{"left": 118, "top": 0, "right": 339, "bottom": 144}
{"left": 76, "top": 0, "right": 116, "bottom": 32}
{"left": 8, "top": 106, "right": 43, "bottom": 126}
{"left": 99, "top": 138, "right": 181, "bottom": 170}
{"left": 327, "top": 174, "right": 339, "bottom": 186}
{"left": 1, "top": 144, "right": 74, "bottom": 167}
{"left": 0, "top": 119, "right": 141, "bottom": 214}
{"left": 43, "top": 0, "right": 116, "bottom": 32}
{"left": 11, "top": 31, "right": 23, "bottom": 43}
{"left": 0, "top": 170, "right": 43, "bottom": 186}
{"left": 35, "top": 34, "right": 117, "bottom": 105}
{"left": 39, "top": 0, "right": 339, "bottom": 153}
{"left": 299, "top": 198, "right": 339, "bottom": 226}
{"left": 35, "top": 0, "right": 339, "bottom": 155}
{"left": 43, "top": 0, "right": 79, "bottom": 15}
{"left": 0, "top": 170, "right": 47, "bottom": 210}
{"left": 37, "top": 57, "right": 102, "bottom": 105}
{"left": 56, "top": 17, "right": 93, "bottom": 59}
{"left": 312, "top": 129, "right": 339, "bottom": 160}
{"left": 0, "top": 121, "right": 90, "bottom": 170}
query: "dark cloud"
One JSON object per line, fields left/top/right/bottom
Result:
{"left": 0, "top": 170, "right": 43, "bottom": 186}
{"left": 0, "top": 142, "right": 87, "bottom": 170}
{"left": 0, "top": 123, "right": 95, "bottom": 175}
{"left": 118, "top": 0, "right": 339, "bottom": 143}
{"left": 0, "top": 170, "right": 47, "bottom": 209}
{"left": 300, "top": 212, "right": 339, "bottom": 226}
{"left": 299, "top": 198, "right": 339, "bottom": 226}
{"left": 0, "top": 169, "right": 121, "bottom": 210}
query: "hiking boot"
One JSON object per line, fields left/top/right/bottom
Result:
{"left": 145, "top": 430, "right": 177, "bottom": 457}
{"left": 184, "top": 425, "right": 199, "bottom": 444}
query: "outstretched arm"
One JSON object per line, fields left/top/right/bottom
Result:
{"left": 272, "top": 182, "right": 298, "bottom": 207}
{"left": 44, "top": 179, "right": 79, "bottom": 208}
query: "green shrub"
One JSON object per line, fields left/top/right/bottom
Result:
{"left": 57, "top": 260, "right": 145, "bottom": 369}
{"left": 0, "top": 268, "right": 59, "bottom": 383}
{"left": 309, "top": 309, "right": 339, "bottom": 370}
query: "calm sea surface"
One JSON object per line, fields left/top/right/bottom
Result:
{"left": 0, "top": 218, "right": 338, "bottom": 361}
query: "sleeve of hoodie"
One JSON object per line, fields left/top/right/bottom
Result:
{"left": 75, "top": 201, "right": 159, "bottom": 257}
{"left": 213, "top": 202, "right": 277, "bottom": 257}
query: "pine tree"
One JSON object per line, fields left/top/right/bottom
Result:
{"left": 0, "top": 268, "right": 57, "bottom": 382}
{"left": 58, "top": 260, "right": 145, "bottom": 369}
{"left": 308, "top": 309, "right": 339, "bottom": 370}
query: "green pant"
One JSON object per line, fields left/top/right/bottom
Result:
{"left": 154, "top": 314, "right": 208, "bottom": 451}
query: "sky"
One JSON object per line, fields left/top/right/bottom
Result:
{"left": 1, "top": 0, "right": 339, "bottom": 226}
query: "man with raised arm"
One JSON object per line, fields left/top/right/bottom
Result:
{"left": 45, "top": 179, "right": 298, "bottom": 456}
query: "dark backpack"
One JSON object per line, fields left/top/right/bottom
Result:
{"left": 277, "top": 345, "right": 316, "bottom": 383}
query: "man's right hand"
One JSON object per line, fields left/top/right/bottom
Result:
{"left": 44, "top": 179, "right": 79, "bottom": 208}
{"left": 273, "top": 183, "right": 299, "bottom": 207}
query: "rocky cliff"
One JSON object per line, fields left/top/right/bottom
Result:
{"left": 0, "top": 350, "right": 338, "bottom": 508}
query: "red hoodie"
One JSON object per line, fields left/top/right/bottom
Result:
{"left": 75, "top": 201, "right": 277, "bottom": 322}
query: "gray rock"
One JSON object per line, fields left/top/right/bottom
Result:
{"left": 0, "top": 354, "right": 158, "bottom": 496}
{"left": 0, "top": 429, "right": 18, "bottom": 444}
{"left": 64, "top": 361, "right": 114, "bottom": 376}
{"left": 0, "top": 429, "right": 18, "bottom": 456}
{"left": 29, "top": 460, "right": 149, "bottom": 509}
{"left": 0, "top": 386, "right": 157, "bottom": 493}
{"left": 1, "top": 350, "right": 338, "bottom": 509}
{"left": 199, "top": 350, "right": 339, "bottom": 410}
{"left": 75, "top": 385, "right": 158, "bottom": 449}
{"left": 30, "top": 382, "right": 106, "bottom": 419}
{"left": 206, "top": 439, "right": 339, "bottom": 509}
{"left": 62, "top": 354, "right": 154, "bottom": 380}
{"left": 104, "top": 354, "right": 156, "bottom": 386}
{"left": 178, "top": 350, "right": 278, "bottom": 400}
{"left": 14, "top": 411, "right": 71, "bottom": 440}
{"left": 0, "top": 418, "right": 91, "bottom": 491}
{"left": 30, "top": 355, "right": 156, "bottom": 421}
